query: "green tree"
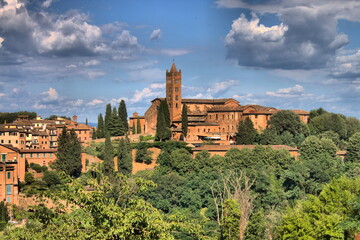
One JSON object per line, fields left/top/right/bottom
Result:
{"left": 156, "top": 100, "right": 171, "bottom": 141}
{"left": 135, "top": 141, "right": 152, "bottom": 164}
{"left": 91, "top": 127, "right": 96, "bottom": 140}
{"left": 117, "top": 138, "right": 132, "bottom": 175}
{"left": 0, "top": 201, "right": 9, "bottom": 230}
{"left": 309, "top": 113, "right": 347, "bottom": 139}
{"left": 108, "top": 107, "right": 124, "bottom": 136}
{"left": 103, "top": 133, "right": 114, "bottom": 175}
{"left": 267, "top": 110, "right": 305, "bottom": 136}
{"left": 221, "top": 199, "right": 241, "bottom": 240}
{"left": 85, "top": 118, "right": 88, "bottom": 125}
{"left": 132, "top": 121, "right": 136, "bottom": 134}
{"left": 54, "top": 128, "right": 82, "bottom": 177}
{"left": 346, "top": 132, "right": 360, "bottom": 163}
{"left": 181, "top": 104, "right": 188, "bottom": 140}
{"left": 97, "top": 113, "right": 105, "bottom": 139}
{"left": 137, "top": 118, "right": 142, "bottom": 134}
{"left": 104, "top": 103, "right": 112, "bottom": 134}
{"left": 236, "top": 117, "right": 258, "bottom": 144}
{"left": 118, "top": 100, "right": 129, "bottom": 133}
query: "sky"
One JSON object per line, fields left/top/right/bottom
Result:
{"left": 0, "top": 0, "right": 360, "bottom": 122}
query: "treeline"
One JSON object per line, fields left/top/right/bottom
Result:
{"left": 236, "top": 108, "right": 360, "bottom": 149}
{"left": 0, "top": 111, "right": 37, "bottom": 124}
{"left": 95, "top": 100, "right": 128, "bottom": 138}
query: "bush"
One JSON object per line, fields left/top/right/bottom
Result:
{"left": 43, "top": 171, "right": 62, "bottom": 187}
{"left": 24, "top": 172, "right": 35, "bottom": 184}
{"left": 30, "top": 163, "right": 48, "bottom": 173}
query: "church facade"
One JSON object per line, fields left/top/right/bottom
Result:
{"left": 142, "top": 63, "right": 309, "bottom": 143}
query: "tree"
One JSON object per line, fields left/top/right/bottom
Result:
{"left": 346, "top": 132, "right": 360, "bottom": 163}
{"left": 85, "top": 118, "right": 88, "bottom": 125}
{"left": 0, "top": 201, "right": 9, "bottom": 230}
{"left": 156, "top": 100, "right": 171, "bottom": 141}
{"left": 221, "top": 199, "right": 241, "bottom": 240}
{"left": 181, "top": 104, "right": 188, "bottom": 140}
{"left": 118, "top": 100, "right": 129, "bottom": 133}
{"left": 117, "top": 138, "right": 132, "bottom": 175}
{"left": 267, "top": 110, "right": 304, "bottom": 136}
{"left": 108, "top": 107, "right": 124, "bottom": 136}
{"left": 135, "top": 142, "right": 152, "bottom": 164}
{"left": 54, "top": 127, "right": 82, "bottom": 177}
{"left": 137, "top": 118, "right": 142, "bottom": 134}
{"left": 104, "top": 103, "right": 112, "bottom": 134}
{"left": 97, "top": 113, "right": 105, "bottom": 139}
{"left": 309, "top": 113, "right": 347, "bottom": 139}
{"left": 92, "top": 127, "right": 97, "bottom": 140}
{"left": 236, "top": 117, "right": 258, "bottom": 144}
{"left": 103, "top": 133, "right": 114, "bottom": 175}
{"left": 132, "top": 121, "right": 136, "bottom": 134}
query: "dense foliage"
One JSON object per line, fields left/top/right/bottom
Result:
{"left": 156, "top": 100, "right": 171, "bottom": 141}
{"left": 54, "top": 127, "right": 82, "bottom": 177}
{"left": 0, "top": 111, "right": 37, "bottom": 124}
{"left": 235, "top": 117, "right": 258, "bottom": 144}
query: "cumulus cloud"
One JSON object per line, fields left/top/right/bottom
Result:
{"left": 222, "top": 1, "right": 353, "bottom": 69}
{"left": 87, "top": 99, "right": 104, "bottom": 106}
{"left": 330, "top": 49, "right": 360, "bottom": 82}
{"left": 42, "top": 0, "right": 53, "bottom": 8}
{"left": 130, "top": 83, "right": 164, "bottom": 103}
{"left": 207, "top": 79, "right": 238, "bottom": 97}
{"left": 266, "top": 84, "right": 313, "bottom": 98}
{"left": 0, "top": 37, "right": 3, "bottom": 48}
{"left": 42, "top": 87, "right": 59, "bottom": 102}
{"left": 149, "top": 29, "right": 161, "bottom": 40}
{"left": 84, "top": 59, "right": 101, "bottom": 66}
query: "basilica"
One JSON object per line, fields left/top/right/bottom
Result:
{"left": 131, "top": 63, "right": 309, "bottom": 144}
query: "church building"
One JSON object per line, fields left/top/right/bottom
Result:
{"left": 142, "top": 63, "right": 309, "bottom": 143}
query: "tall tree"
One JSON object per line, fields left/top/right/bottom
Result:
{"left": 346, "top": 132, "right": 360, "bottom": 163}
{"left": 118, "top": 100, "right": 129, "bottom": 133}
{"left": 137, "top": 118, "right": 142, "bottom": 134}
{"left": 108, "top": 107, "right": 124, "bottom": 136}
{"left": 104, "top": 103, "right": 112, "bottom": 134}
{"left": 132, "top": 121, "right": 136, "bottom": 134}
{"left": 267, "top": 110, "right": 304, "bottom": 136}
{"left": 156, "top": 100, "right": 171, "bottom": 141}
{"left": 117, "top": 138, "right": 132, "bottom": 175}
{"left": 0, "top": 201, "right": 9, "bottom": 230}
{"left": 235, "top": 117, "right": 258, "bottom": 144}
{"left": 97, "top": 114, "right": 105, "bottom": 139}
{"left": 54, "top": 127, "right": 82, "bottom": 177}
{"left": 103, "top": 133, "right": 114, "bottom": 175}
{"left": 85, "top": 118, "right": 88, "bottom": 125}
{"left": 92, "top": 127, "right": 97, "bottom": 140}
{"left": 181, "top": 104, "right": 188, "bottom": 140}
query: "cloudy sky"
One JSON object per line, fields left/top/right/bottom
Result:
{"left": 0, "top": 0, "right": 360, "bottom": 122}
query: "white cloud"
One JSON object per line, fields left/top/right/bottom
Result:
{"left": 86, "top": 99, "right": 103, "bottom": 106}
{"left": 87, "top": 71, "right": 106, "bottom": 79}
{"left": 207, "top": 79, "right": 238, "bottom": 97}
{"left": 0, "top": 93, "right": 5, "bottom": 97}
{"left": 150, "top": 83, "right": 165, "bottom": 89}
{"left": 223, "top": 4, "right": 350, "bottom": 69}
{"left": 266, "top": 85, "right": 313, "bottom": 98}
{"left": 112, "top": 30, "right": 139, "bottom": 48}
{"left": 149, "top": 29, "right": 161, "bottom": 40}
{"left": 160, "top": 49, "right": 191, "bottom": 56}
{"left": 0, "top": 37, "right": 3, "bottom": 48}
{"left": 42, "top": 87, "right": 59, "bottom": 102}
{"left": 84, "top": 59, "right": 101, "bottom": 66}
{"left": 42, "top": 0, "right": 53, "bottom": 8}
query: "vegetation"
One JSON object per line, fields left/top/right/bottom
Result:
{"left": 0, "top": 111, "right": 37, "bottom": 123}
{"left": 103, "top": 134, "right": 114, "bottom": 175}
{"left": 156, "top": 100, "right": 171, "bottom": 141}
{"left": 54, "top": 127, "right": 82, "bottom": 178}
{"left": 235, "top": 117, "right": 257, "bottom": 144}
{"left": 181, "top": 104, "right": 188, "bottom": 140}
{"left": 117, "top": 138, "right": 132, "bottom": 175}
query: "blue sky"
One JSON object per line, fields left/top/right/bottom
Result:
{"left": 0, "top": 0, "right": 360, "bottom": 122}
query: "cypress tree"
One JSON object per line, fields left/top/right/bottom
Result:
{"left": 156, "top": 100, "right": 171, "bottom": 141}
{"left": 108, "top": 107, "right": 123, "bottom": 136}
{"left": 118, "top": 100, "right": 129, "bottom": 133}
{"left": 0, "top": 201, "right": 9, "bottom": 230}
{"left": 132, "top": 122, "right": 136, "bottom": 134}
{"left": 92, "top": 127, "right": 97, "bottom": 140}
{"left": 54, "top": 127, "right": 82, "bottom": 177}
{"left": 117, "top": 137, "right": 132, "bottom": 175}
{"left": 137, "top": 118, "right": 142, "bottom": 134}
{"left": 85, "top": 118, "right": 88, "bottom": 125}
{"left": 104, "top": 103, "right": 112, "bottom": 134}
{"left": 181, "top": 104, "right": 188, "bottom": 140}
{"left": 97, "top": 114, "right": 104, "bottom": 138}
{"left": 103, "top": 133, "right": 114, "bottom": 175}
{"left": 235, "top": 117, "right": 258, "bottom": 144}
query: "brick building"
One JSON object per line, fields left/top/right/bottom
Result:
{"left": 143, "top": 63, "right": 309, "bottom": 142}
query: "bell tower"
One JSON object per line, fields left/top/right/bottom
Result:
{"left": 166, "top": 62, "right": 182, "bottom": 122}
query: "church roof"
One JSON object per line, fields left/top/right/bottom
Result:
{"left": 150, "top": 97, "right": 235, "bottom": 105}
{"left": 170, "top": 63, "right": 177, "bottom": 72}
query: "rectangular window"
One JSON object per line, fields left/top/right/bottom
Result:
{"left": 175, "top": 95, "right": 178, "bottom": 100}
{"left": 6, "top": 197, "right": 10, "bottom": 203}
{"left": 50, "top": 153, "right": 53, "bottom": 157}
{"left": 8, "top": 140, "right": 11, "bottom": 143}
{"left": 37, "top": 153, "right": 39, "bottom": 157}
{"left": 30, "top": 153, "right": 33, "bottom": 158}
{"left": 1, "top": 140, "right": 3, "bottom": 143}
{"left": 7, "top": 172, "right": 10, "bottom": 179}
{"left": 43, "top": 153, "right": 46, "bottom": 157}
{"left": 175, "top": 87, "right": 179, "bottom": 92}
{"left": 16, "top": 140, "right": 18, "bottom": 144}
{"left": 20, "top": 153, "right": 24, "bottom": 158}
{"left": 6, "top": 185, "right": 11, "bottom": 195}
{"left": 1, "top": 154, "right": 6, "bottom": 162}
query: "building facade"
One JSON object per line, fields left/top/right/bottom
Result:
{"left": 143, "top": 63, "right": 309, "bottom": 143}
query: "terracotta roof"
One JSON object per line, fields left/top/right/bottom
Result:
{"left": 207, "top": 105, "right": 244, "bottom": 112}
{"left": 192, "top": 144, "right": 298, "bottom": 152}
{"left": 290, "top": 110, "right": 310, "bottom": 115}
{"left": 0, "top": 144, "right": 20, "bottom": 152}
{"left": 30, "top": 120, "right": 56, "bottom": 124}
{"left": 19, "top": 149, "right": 57, "bottom": 153}
{"left": 182, "top": 98, "right": 234, "bottom": 104}
{"left": 189, "top": 122, "right": 219, "bottom": 126}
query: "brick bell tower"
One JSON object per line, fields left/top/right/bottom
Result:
{"left": 166, "top": 62, "right": 182, "bottom": 122}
